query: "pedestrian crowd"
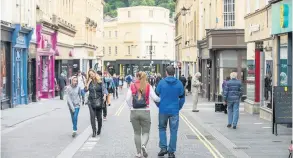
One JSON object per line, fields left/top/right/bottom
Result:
{"left": 56, "top": 65, "right": 243, "bottom": 158}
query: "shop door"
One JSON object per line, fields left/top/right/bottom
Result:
{"left": 13, "top": 48, "right": 26, "bottom": 105}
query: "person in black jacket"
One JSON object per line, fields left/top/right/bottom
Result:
{"left": 58, "top": 73, "right": 67, "bottom": 100}
{"left": 85, "top": 69, "right": 108, "bottom": 137}
{"left": 179, "top": 75, "right": 187, "bottom": 95}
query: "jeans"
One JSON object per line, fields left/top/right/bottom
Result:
{"left": 70, "top": 107, "right": 80, "bottom": 131}
{"left": 158, "top": 114, "right": 179, "bottom": 153}
{"left": 227, "top": 101, "right": 240, "bottom": 127}
{"left": 130, "top": 110, "right": 151, "bottom": 153}
{"left": 88, "top": 104, "right": 103, "bottom": 131}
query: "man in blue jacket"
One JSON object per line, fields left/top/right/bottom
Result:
{"left": 155, "top": 66, "right": 185, "bottom": 158}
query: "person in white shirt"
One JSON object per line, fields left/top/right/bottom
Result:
{"left": 77, "top": 70, "right": 86, "bottom": 105}
{"left": 126, "top": 71, "right": 160, "bottom": 158}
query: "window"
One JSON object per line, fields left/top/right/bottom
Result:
{"left": 149, "top": 10, "right": 153, "bottom": 17}
{"left": 246, "top": 0, "right": 250, "bottom": 14}
{"left": 255, "top": 0, "right": 259, "bottom": 10}
{"left": 109, "top": 31, "right": 111, "bottom": 38}
{"left": 115, "top": 46, "right": 117, "bottom": 55}
{"left": 115, "top": 31, "right": 117, "bottom": 37}
{"left": 128, "top": 11, "right": 131, "bottom": 18}
{"left": 223, "top": 0, "right": 235, "bottom": 28}
{"left": 108, "top": 46, "right": 111, "bottom": 55}
{"left": 103, "top": 31, "right": 105, "bottom": 37}
{"left": 103, "top": 47, "right": 105, "bottom": 55}
{"left": 128, "top": 46, "right": 131, "bottom": 55}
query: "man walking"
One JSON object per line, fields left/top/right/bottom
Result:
{"left": 223, "top": 72, "right": 242, "bottom": 129}
{"left": 156, "top": 66, "right": 185, "bottom": 158}
{"left": 58, "top": 73, "right": 67, "bottom": 100}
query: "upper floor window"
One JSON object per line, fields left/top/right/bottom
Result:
{"left": 149, "top": 10, "right": 153, "bottom": 18}
{"left": 108, "top": 46, "right": 111, "bottom": 55}
{"left": 103, "top": 31, "right": 105, "bottom": 37}
{"left": 115, "top": 31, "right": 117, "bottom": 37}
{"left": 103, "top": 47, "right": 105, "bottom": 55}
{"left": 115, "top": 46, "right": 117, "bottom": 55}
{"left": 246, "top": 0, "right": 250, "bottom": 14}
{"left": 109, "top": 31, "right": 111, "bottom": 38}
{"left": 255, "top": 0, "right": 259, "bottom": 10}
{"left": 223, "top": 0, "right": 235, "bottom": 28}
{"left": 128, "top": 11, "right": 131, "bottom": 18}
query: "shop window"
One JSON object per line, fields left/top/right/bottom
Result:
{"left": 246, "top": 60, "right": 255, "bottom": 101}
{"left": 0, "top": 42, "right": 10, "bottom": 101}
{"left": 223, "top": 0, "right": 235, "bottom": 28}
{"left": 279, "top": 35, "right": 288, "bottom": 86}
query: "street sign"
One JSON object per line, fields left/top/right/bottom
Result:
{"left": 272, "top": 86, "right": 292, "bottom": 135}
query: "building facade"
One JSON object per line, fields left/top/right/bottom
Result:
{"left": 174, "top": 0, "right": 198, "bottom": 78}
{"left": 240, "top": 0, "right": 292, "bottom": 122}
{"left": 175, "top": 0, "right": 247, "bottom": 101}
{"left": 103, "top": 6, "right": 175, "bottom": 76}
{"left": 1, "top": 0, "right": 34, "bottom": 109}
{"left": 72, "top": 0, "right": 105, "bottom": 74}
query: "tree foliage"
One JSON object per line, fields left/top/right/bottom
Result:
{"left": 104, "top": 0, "right": 175, "bottom": 17}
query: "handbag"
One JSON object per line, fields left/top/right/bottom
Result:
{"left": 90, "top": 83, "right": 103, "bottom": 109}
{"left": 132, "top": 84, "right": 147, "bottom": 109}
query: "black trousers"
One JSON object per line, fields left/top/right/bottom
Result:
{"left": 88, "top": 104, "right": 102, "bottom": 131}
{"left": 102, "top": 101, "right": 107, "bottom": 118}
{"left": 113, "top": 87, "right": 118, "bottom": 98}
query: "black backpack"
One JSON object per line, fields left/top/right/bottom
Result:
{"left": 132, "top": 84, "right": 147, "bottom": 109}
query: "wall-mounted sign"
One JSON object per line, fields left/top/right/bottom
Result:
{"left": 271, "top": 0, "right": 292, "bottom": 34}
{"left": 249, "top": 24, "right": 260, "bottom": 35}
{"left": 88, "top": 51, "right": 94, "bottom": 57}
{"left": 16, "top": 33, "right": 25, "bottom": 45}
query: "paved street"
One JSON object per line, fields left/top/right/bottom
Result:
{"left": 1, "top": 88, "right": 292, "bottom": 158}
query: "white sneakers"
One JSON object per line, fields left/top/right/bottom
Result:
{"left": 141, "top": 145, "right": 148, "bottom": 157}
{"left": 72, "top": 131, "right": 77, "bottom": 137}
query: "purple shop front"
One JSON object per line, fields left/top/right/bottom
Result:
{"left": 36, "top": 24, "right": 57, "bottom": 99}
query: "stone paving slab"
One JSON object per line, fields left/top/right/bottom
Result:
{"left": 183, "top": 95, "right": 292, "bottom": 158}
{"left": 73, "top": 99, "right": 236, "bottom": 158}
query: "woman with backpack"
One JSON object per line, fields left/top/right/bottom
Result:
{"left": 66, "top": 76, "right": 81, "bottom": 137}
{"left": 126, "top": 71, "right": 160, "bottom": 158}
{"left": 85, "top": 69, "right": 108, "bottom": 137}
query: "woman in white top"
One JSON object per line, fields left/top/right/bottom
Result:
{"left": 126, "top": 71, "right": 160, "bottom": 158}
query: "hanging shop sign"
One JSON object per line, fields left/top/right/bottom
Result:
{"left": 271, "top": 0, "right": 292, "bottom": 34}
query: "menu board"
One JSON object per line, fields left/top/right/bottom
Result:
{"left": 273, "top": 86, "right": 292, "bottom": 124}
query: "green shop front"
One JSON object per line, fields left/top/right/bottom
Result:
{"left": 271, "top": 0, "right": 292, "bottom": 87}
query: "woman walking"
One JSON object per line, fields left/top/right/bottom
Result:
{"left": 85, "top": 69, "right": 108, "bottom": 137}
{"left": 66, "top": 76, "right": 81, "bottom": 137}
{"left": 126, "top": 71, "right": 160, "bottom": 158}
{"left": 119, "top": 75, "right": 124, "bottom": 91}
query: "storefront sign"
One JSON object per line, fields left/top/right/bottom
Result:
{"left": 88, "top": 51, "right": 94, "bottom": 57}
{"left": 249, "top": 24, "right": 260, "bottom": 35}
{"left": 16, "top": 33, "right": 26, "bottom": 45}
{"left": 271, "top": 0, "right": 292, "bottom": 34}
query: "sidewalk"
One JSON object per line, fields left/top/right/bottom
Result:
{"left": 182, "top": 95, "right": 292, "bottom": 158}
{"left": 1, "top": 97, "right": 63, "bottom": 132}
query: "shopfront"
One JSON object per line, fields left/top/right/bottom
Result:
{"left": 271, "top": 0, "right": 292, "bottom": 87}
{"left": 11, "top": 24, "right": 33, "bottom": 106}
{"left": 28, "top": 43, "right": 37, "bottom": 103}
{"left": 104, "top": 60, "right": 171, "bottom": 77}
{"left": 244, "top": 4, "right": 274, "bottom": 117}
{"left": 36, "top": 24, "right": 57, "bottom": 100}
{"left": 198, "top": 29, "right": 247, "bottom": 101}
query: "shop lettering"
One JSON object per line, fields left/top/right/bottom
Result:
{"left": 16, "top": 35, "right": 25, "bottom": 44}
{"left": 280, "top": 4, "right": 289, "bottom": 28}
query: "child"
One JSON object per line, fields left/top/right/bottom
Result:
{"left": 66, "top": 76, "right": 81, "bottom": 137}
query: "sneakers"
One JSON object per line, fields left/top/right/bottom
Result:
{"left": 135, "top": 153, "right": 142, "bottom": 158}
{"left": 141, "top": 145, "right": 148, "bottom": 157}
{"left": 158, "top": 149, "right": 168, "bottom": 156}
{"left": 103, "top": 117, "right": 107, "bottom": 121}
{"left": 227, "top": 124, "right": 232, "bottom": 128}
{"left": 72, "top": 131, "right": 77, "bottom": 137}
{"left": 168, "top": 152, "right": 176, "bottom": 158}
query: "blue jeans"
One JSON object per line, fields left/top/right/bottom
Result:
{"left": 227, "top": 101, "right": 239, "bottom": 127}
{"left": 70, "top": 107, "right": 80, "bottom": 131}
{"left": 158, "top": 114, "right": 179, "bottom": 153}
